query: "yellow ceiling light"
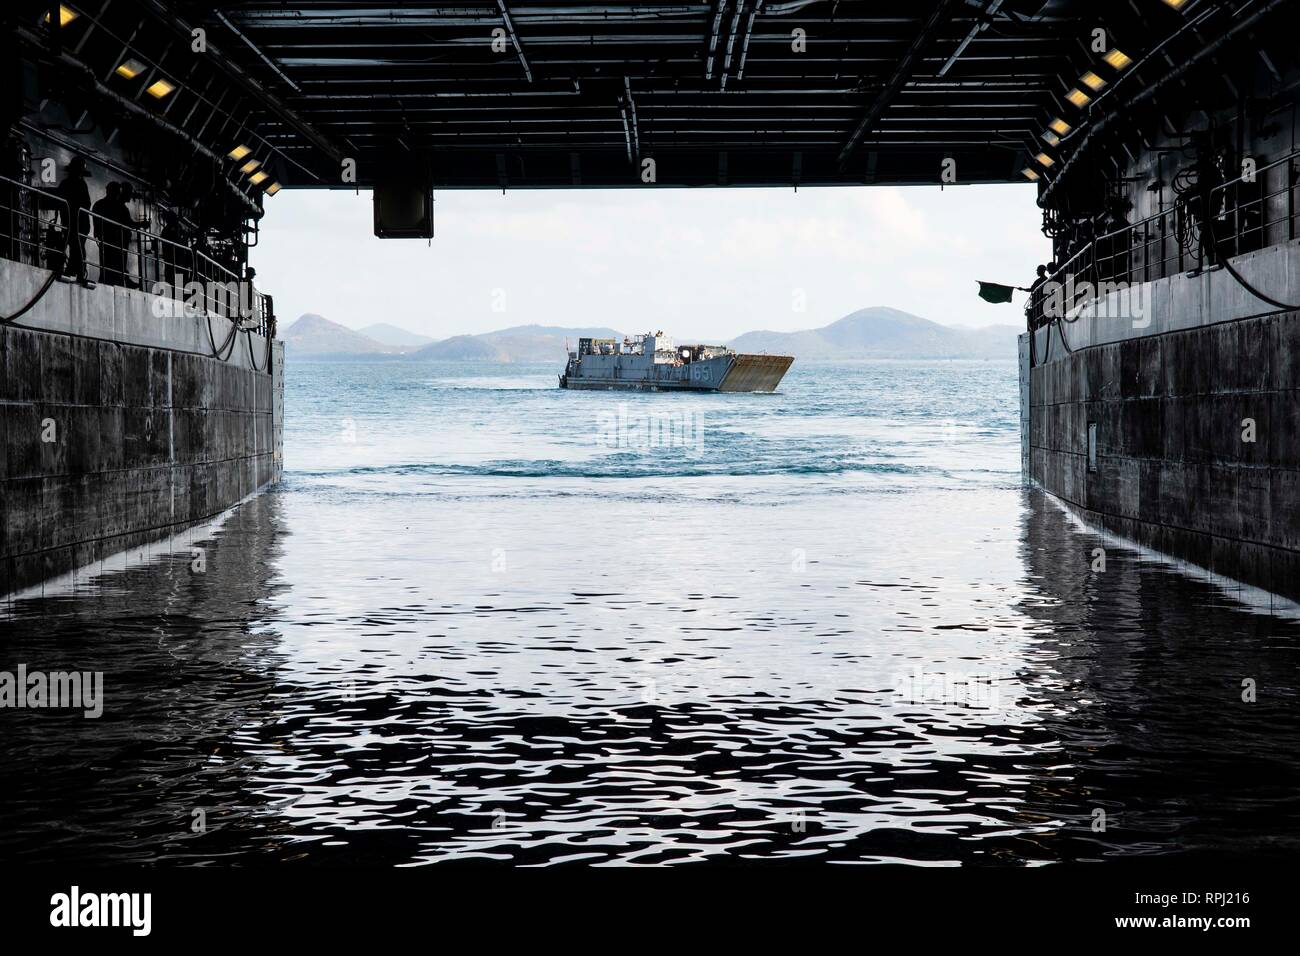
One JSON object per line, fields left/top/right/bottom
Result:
{"left": 44, "top": 5, "right": 78, "bottom": 26}
{"left": 1022, "top": 167, "right": 1041, "bottom": 182}
{"left": 1103, "top": 48, "right": 1132, "bottom": 70}
{"left": 228, "top": 144, "right": 251, "bottom": 161}
{"left": 1035, "top": 152, "right": 1056, "bottom": 168}
{"left": 1163, "top": 0, "right": 1188, "bottom": 8}
{"left": 1081, "top": 71, "right": 1107, "bottom": 91}
{"left": 248, "top": 170, "right": 269, "bottom": 185}
{"left": 1066, "top": 87, "right": 1092, "bottom": 108}
{"left": 264, "top": 182, "right": 281, "bottom": 195}
{"left": 240, "top": 159, "right": 261, "bottom": 174}
{"left": 1049, "top": 117, "right": 1072, "bottom": 135}
{"left": 145, "top": 78, "right": 175, "bottom": 99}
{"left": 115, "top": 59, "right": 145, "bottom": 79}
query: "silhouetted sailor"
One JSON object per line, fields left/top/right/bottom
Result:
{"left": 1192, "top": 144, "right": 1221, "bottom": 273}
{"left": 53, "top": 156, "right": 91, "bottom": 283}
{"left": 114, "top": 181, "right": 150, "bottom": 288}
{"left": 91, "top": 181, "right": 125, "bottom": 286}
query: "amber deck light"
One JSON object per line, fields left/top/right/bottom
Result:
{"left": 1081, "top": 71, "right": 1107, "bottom": 91}
{"left": 1066, "top": 87, "right": 1091, "bottom": 108}
{"left": 228, "top": 144, "right": 251, "bottom": 161}
{"left": 240, "top": 159, "right": 261, "bottom": 174}
{"left": 1103, "top": 48, "right": 1132, "bottom": 70}
{"left": 264, "top": 182, "right": 281, "bottom": 196}
{"left": 115, "top": 59, "right": 145, "bottom": 80}
{"left": 1022, "top": 167, "right": 1041, "bottom": 182}
{"left": 145, "top": 78, "right": 175, "bottom": 99}
{"left": 1035, "top": 152, "right": 1056, "bottom": 168}
{"left": 44, "top": 5, "right": 78, "bottom": 26}
{"left": 248, "top": 170, "right": 268, "bottom": 185}
{"left": 1049, "top": 117, "right": 1072, "bottom": 136}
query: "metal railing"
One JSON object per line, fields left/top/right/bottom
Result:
{"left": 1, "top": 173, "right": 271, "bottom": 337}
{"left": 1029, "top": 145, "right": 1300, "bottom": 330}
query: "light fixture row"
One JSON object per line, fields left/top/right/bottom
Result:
{"left": 111, "top": 57, "right": 282, "bottom": 195}
{"left": 228, "top": 145, "right": 281, "bottom": 195}
{"left": 45, "top": 6, "right": 283, "bottom": 199}
{"left": 1023, "top": 0, "right": 1190, "bottom": 183}
{"left": 1022, "top": 44, "right": 1134, "bottom": 181}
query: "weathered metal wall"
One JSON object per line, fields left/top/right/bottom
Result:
{"left": 1029, "top": 298, "right": 1300, "bottom": 604}
{"left": 0, "top": 260, "right": 280, "bottom": 597}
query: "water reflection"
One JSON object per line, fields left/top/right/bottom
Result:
{"left": 1013, "top": 493, "right": 1300, "bottom": 861}
{"left": 0, "top": 494, "right": 292, "bottom": 863}
{"left": 1, "top": 487, "right": 1297, "bottom": 865}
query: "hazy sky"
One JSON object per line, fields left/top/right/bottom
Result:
{"left": 254, "top": 183, "right": 1049, "bottom": 342}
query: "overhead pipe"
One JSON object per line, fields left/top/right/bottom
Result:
{"left": 495, "top": 0, "right": 534, "bottom": 83}
{"left": 720, "top": 0, "right": 747, "bottom": 90}
{"left": 234, "top": 7, "right": 711, "bottom": 26}
{"left": 705, "top": 0, "right": 726, "bottom": 80}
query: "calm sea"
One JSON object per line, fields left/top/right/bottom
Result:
{"left": 2, "top": 359, "right": 1299, "bottom": 865}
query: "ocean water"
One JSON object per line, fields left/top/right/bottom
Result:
{"left": 2, "top": 359, "right": 1299, "bottom": 866}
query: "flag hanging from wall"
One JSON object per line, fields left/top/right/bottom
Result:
{"left": 977, "top": 281, "right": 1016, "bottom": 303}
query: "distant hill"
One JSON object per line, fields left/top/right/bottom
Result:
{"left": 283, "top": 314, "right": 396, "bottom": 357}
{"left": 282, "top": 311, "right": 1019, "bottom": 362}
{"left": 407, "top": 324, "right": 624, "bottom": 363}
{"left": 357, "top": 322, "right": 436, "bottom": 349}
{"left": 727, "top": 307, "right": 1020, "bottom": 359}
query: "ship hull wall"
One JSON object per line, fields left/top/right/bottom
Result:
{"left": 1027, "top": 247, "right": 1300, "bottom": 604}
{"left": 1, "top": 259, "right": 282, "bottom": 598}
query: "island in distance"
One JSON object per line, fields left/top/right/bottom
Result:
{"left": 282, "top": 307, "right": 1022, "bottom": 362}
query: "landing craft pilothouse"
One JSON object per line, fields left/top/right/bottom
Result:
{"left": 559, "top": 331, "right": 794, "bottom": 393}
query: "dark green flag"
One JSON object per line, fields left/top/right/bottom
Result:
{"left": 977, "top": 281, "right": 1016, "bottom": 304}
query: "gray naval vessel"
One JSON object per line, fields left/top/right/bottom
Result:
{"left": 559, "top": 332, "right": 793, "bottom": 392}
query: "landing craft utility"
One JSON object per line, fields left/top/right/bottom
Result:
{"left": 560, "top": 332, "right": 793, "bottom": 393}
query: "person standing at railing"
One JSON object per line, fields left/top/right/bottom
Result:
{"left": 52, "top": 156, "right": 91, "bottom": 284}
{"left": 91, "top": 182, "right": 125, "bottom": 286}
{"left": 1025, "top": 264, "right": 1050, "bottom": 330}
{"left": 115, "top": 182, "right": 150, "bottom": 289}
{"left": 242, "top": 265, "right": 258, "bottom": 329}
{"left": 1190, "top": 140, "right": 1222, "bottom": 275}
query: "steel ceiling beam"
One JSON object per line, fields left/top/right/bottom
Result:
{"left": 938, "top": 0, "right": 1005, "bottom": 77}
{"left": 213, "top": 10, "right": 302, "bottom": 94}
{"left": 837, "top": 0, "right": 961, "bottom": 170}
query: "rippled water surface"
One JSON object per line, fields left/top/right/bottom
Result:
{"left": 3, "top": 359, "right": 1299, "bottom": 866}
